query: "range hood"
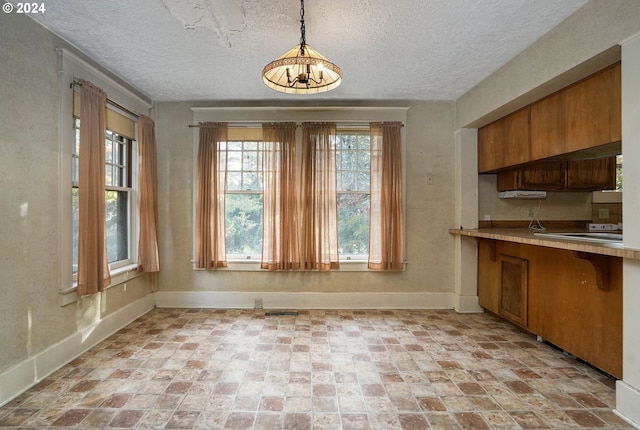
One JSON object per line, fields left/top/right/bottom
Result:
{"left": 498, "top": 190, "right": 547, "bottom": 199}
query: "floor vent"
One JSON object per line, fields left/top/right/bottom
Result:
{"left": 265, "top": 311, "right": 299, "bottom": 316}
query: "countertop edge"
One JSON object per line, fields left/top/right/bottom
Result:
{"left": 449, "top": 228, "right": 640, "bottom": 260}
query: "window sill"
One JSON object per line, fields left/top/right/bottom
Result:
{"left": 192, "top": 260, "right": 371, "bottom": 272}
{"left": 59, "top": 263, "right": 142, "bottom": 306}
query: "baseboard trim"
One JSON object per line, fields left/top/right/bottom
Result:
{"left": 0, "top": 294, "right": 154, "bottom": 407}
{"left": 454, "top": 294, "right": 483, "bottom": 313}
{"left": 615, "top": 380, "right": 640, "bottom": 429}
{"left": 154, "top": 291, "right": 455, "bottom": 310}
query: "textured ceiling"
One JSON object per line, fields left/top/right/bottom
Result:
{"left": 30, "top": 0, "right": 589, "bottom": 102}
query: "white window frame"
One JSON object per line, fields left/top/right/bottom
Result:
{"left": 57, "top": 48, "right": 152, "bottom": 305}
{"left": 191, "top": 107, "right": 408, "bottom": 272}
{"left": 225, "top": 139, "right": 264, "bottom": 261}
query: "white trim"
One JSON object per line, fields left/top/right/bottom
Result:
{"left": 154, "top": 291, "right": 454, "bottom": 310}
{"left": 0, "top": 294, "right": 154, "bottom": 407}
{"left": 615, "top": 381, "right": 640, "bottom": 429}
{"left": 454, "top": 293, "right": 483, "bottom": 313}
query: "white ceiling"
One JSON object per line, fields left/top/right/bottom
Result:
{"left": 31, "top": 0, "right": 589, "bottom": 102}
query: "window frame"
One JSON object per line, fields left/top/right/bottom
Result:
{"left": 58, "top": 48, "right": 152, "bottom": 305}
{"left": 225, "top": 139, "right": 264, "bottom": 261}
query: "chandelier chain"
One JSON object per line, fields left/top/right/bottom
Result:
{"left": 299, "top": 0, "right": 306, "bottom": 55}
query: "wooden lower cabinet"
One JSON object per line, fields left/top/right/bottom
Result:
{"left": 477, "top": 239, "right": 622, "bottom": 378}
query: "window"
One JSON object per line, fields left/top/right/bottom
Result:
{"left": 225, "top": 140, "right": 263, "bottom": 259}
{"left": 223, "top": 129, "right": 372, "bottom": 262}
{"left": 72, "top": 117, "right": 135, "bottom": 274}
{"left": 336, "top": 130, "right": 370, "bottom": 259}
{"left": 616, "top": 154, "right": 622, "bottom": 190}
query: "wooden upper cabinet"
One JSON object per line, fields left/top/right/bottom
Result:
{"left": 530, "top": 91, "right": 565, "bottom": 159}
{"left": 564, "top": 64, "right": 619, "bottom": 153}
{"left": 478, "top": 107, "right": 530, "bottom": 173}
{"left": 566, "top": 157, "right": 617, "bottom": 190}
{"left": 480, "top": 62, "right": 621, "bottom": 172}
{"left": 610, "top": 63, "right": 622, "bottom": 143}
{"left": 478, "top": 120, "right": 504, "bottom": 173}
{"left": 503, "top": 107, "right": 531, "bottom": 167}
{"left": 497, "top": 161, "right": 566, "bottom": 191}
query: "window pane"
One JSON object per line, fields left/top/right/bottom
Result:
{"left": 338, "top": 193, "right": 370, "bottom": 255}
{"left": 72, "top": 187, "right": 79, "bottom": 274}
{"left": 357, "top": 171, "right": 370, "bottom": 191}
{"left": 243, "top": 172, "right": 260, "bottom": 190}
{"left": 243, "top": 151, "right": 258, "bottom": 171}
{"left": 105, "top": 165, "right": 114, "bottom": 187}
{"left": 105, "top": 190, "right": 129, "bottom": 263}
{"left": 341, "top": 172, "right": 355, "bottom": 191}
{"left": 244, "top": 141, "right": 258, "bottom": 151}
{"left": 227, "top": 141, "right": 242, "bottom": 151}
{"left": 105, "top": 138, "right": 113, "bottom": 164}
{"left": 225, "top": 193, "right": 263, "bottom": 255}
{"left": 227, "top": 172, "right": 241, "bottom": 190}
{"left": 227, "top": 150, "right": 242, "bottom": 171}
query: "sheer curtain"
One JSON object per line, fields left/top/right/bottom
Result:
{"left": 300, "top": 122, "right": 339, "bottom": 270}
{"left": 368, "top": 122, "right": 405, "bottom": 270}
{"left": 77, "top": 80, "right": 111, "bottom": 295}
{"left": 195, "top": 122, "right": 228, "bottom": 269}
{"left": 137, "top": 115, "right": 160, "bottom": 273}
{"left": 261, "top": 123, "right": 300, "bottom": 270}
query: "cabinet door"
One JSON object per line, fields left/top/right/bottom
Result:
{"left": 478, "top": 120, "right": 504, "bottom": 173}
{"left": 499, "top": 255, "right": 528, "bottom": 328}
{"left": 478, "top": 108, "right": 530, "bottom": 173}
{"left": 496, "top": 161, "right": 566, "bottom": 191}
{"left": 530, "top": 91, "right": 565, "bottom": 159}
{"left": 610, "top": 62, "right": 622, "bottom": 143}
{"left": 503, "top": 107, "right": 531, "bottom": 167}
{"left": 564, "top": 65, "right": 617, "bottom": 152}
{"left": 477, "top": 240, "right": 499, "bottom": 313}
{"left": 566, "top": 157, "right": 616, "bottom": 190}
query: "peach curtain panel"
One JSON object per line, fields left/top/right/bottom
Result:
{"left": 300, "top": 122, "right": 339, "bottom": 270}
{"left": 368, "top": 122, "right": 405, "bottom": 270}
{"left": 261, "top": 123, "right": 301, "bottom": 270}
{"left": 77, "top": 80, "right": 111, "bottom": 295}
{"left": 195, "top": 122, "right": 228, "bottom": 269}
{"left": 137, "top": 115, "right": 160, "bottom": 272}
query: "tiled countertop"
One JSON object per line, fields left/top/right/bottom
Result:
{"left": 449, "top": 228, "right": 640, "bottom": 260}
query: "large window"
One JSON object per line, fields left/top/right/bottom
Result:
{"left": 223, "top": 130, "right": 372, "bottom": 261}
{"left": 336, "top": 130, "right": 370, "bottom": 259}
{"left": 72, "top": 117, "right": 135, "bottom": 273}
{"left": 225, "top": 140, "right": 263, "bottom": 259}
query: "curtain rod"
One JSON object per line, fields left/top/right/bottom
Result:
{"left": 71, "top": 80, "right": 139, "bottom": 119}
{"left": 187, "top": 122, "right": 404, "bottom": 128}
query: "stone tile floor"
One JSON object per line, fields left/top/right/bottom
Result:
{"left": 0, "top": 308, "right": 633, "bottom": 429}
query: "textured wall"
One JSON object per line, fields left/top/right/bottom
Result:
{"left": 0, "top": 13, "right": 153, "bottom": 375}
{"left": 154, "top": 101, "right": 456, "bottom": 296}
{"left": 478, "top": 176, "right": 592, "bottom": 222}
{"left": 456, "top": 0, "right": 640, "bottom": 129}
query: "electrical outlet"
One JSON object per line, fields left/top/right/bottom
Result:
{"left": 426, "top": 174, "right": 433, "bottom": 185}
{"left": 598, "top": 208, "right": 610, "bottom": 219}
{"left": 254, "top": 298, "right": 263, "bottom": 309}
{"left": 528, "top": 208, "right": 535, "bottom": 218}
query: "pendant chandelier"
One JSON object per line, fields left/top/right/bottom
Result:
{"left": 262, "top": 0, "right": 342, "bottom": 94}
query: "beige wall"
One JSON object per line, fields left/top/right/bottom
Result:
{"left": 478, "top": 176, "right": 592, "bottom": 222}
{"left": 0, "top": 13, "right": 153, "bottom": 375}
{"left": 154, "top": 101, "right": 457, "bottom": 297}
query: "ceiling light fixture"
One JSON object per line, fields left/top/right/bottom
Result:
{"left": 262, "top": 0, "right": 342, "bottom": 94}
